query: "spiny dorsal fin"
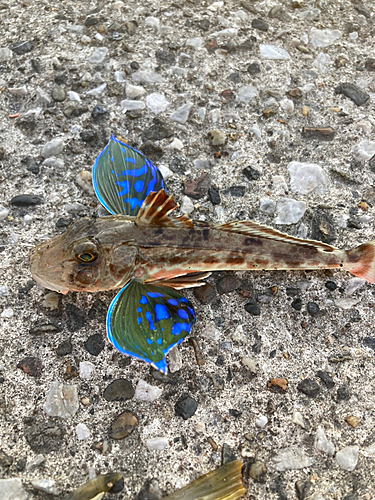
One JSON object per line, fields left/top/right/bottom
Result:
{"left": 135, "top": 190, "right": 193, "bottom": 228}
{"left": 213, "top": 220, "right": 337, "bottom": 252}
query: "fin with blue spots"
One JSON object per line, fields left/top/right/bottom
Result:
{"left": 106, "top": 280, "right": 196, "bottom": 373}
{"left": 92, "top": 134, "right": 165, "bottom": 217}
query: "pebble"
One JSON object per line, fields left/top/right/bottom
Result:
{"left": 0, "top": 285, "right": 8, "bottom": 296}
{"left": 302, "top": 126, "right": 335, "bottom": 141}
{"left": 146, "top": 93, "right": 169, "bottom": 114}
{"left": 193, "top": 284, "right": 217, "bottom": 305}
{"left": 337, "top": 384, "right": 351, "bottom": 401}
{"left": 275, "top": 198, "right": 306, "bottom": 224}
{"left": 346, "top": 278, "right": 365, "bottom": 295}
{"left": 43, "top": 381, "right": 79, "bottom": 418}
{"left": 241, "top": 357, "right": 257, "bottom": 374}
{"left": 121, "top": 99, "right": 145, "bottom": 112}
{"left": 17, "top": 357, "right": 43, "bottom": 377}
{"left": 79, "top": 361, "right": 95, "bottom": 380}
{"left": 291, "top": 298, "right": 302, "bottom": 311}
{"left": 335, "top": 83, "right": 370, "bottom": 106}
{"left": 297, "top": 378, "right": 320, "bottom": 397}
{"left": 315, "top": 426, "right": 335, "bottom": 455}
{"left": 51, "top": 86, "right": 66, "bottom": 102}
{"left": 336, "top": 445, "right": 359, "bottom": 471}
{"left": 84, "top": 334, "right": 105, "bottom": 356}
{"left": 36, "top": 87, "right": 51, "bottom": 104}
{"left": 258, "top": 198, "right": 275, "bottom": 215}
{"left": 170, "top": 103, "right": 193, "bottom": 124}
{"left": 26, "top": 454, "right": 45, "bottom": 470}
{"left": 103, "top": 379, "right": 134, "bottom": 401}
{"left": 288, "top": 162, "right": 329, "bottom": 195}
{"left": 237, "top": 85, "right": 258, "bottom": 103}
{"left": 252, "top": 19, "right": 269, "bottom": 31}
{"left": 0, "top": 206, "right": 9, "bottom": 221}
{"left": 86, "top": 83, "right": 107, "bottom": 97}
{"left": 132, "top": 70, "right": 164, "bottom": 84}
{"left": 109, "top": 411, "right": 138, "bottom": 440}
{"left": 309, "top": 28, "right": 342, "bottom": 48}
{"left": 126, "top": 84, "right": 145, "bottom": 99}
{"left": 169, "top": 138, "right": 184, "bottom": 150}
{"left": 255, "top": 416, "right": 268, "bottom": 428}
{"left": 42, "top": 157, "right": 64, "bottom": 169}
{"left": 24, "top": 420, "right": 65, "bottom": 453}
{"left": 179, "top": 196, "right": 194, "bottom": 214}
{"left": 168, "top": 345, "right": 183, "bottom": 373}
{"left": 208, "top": 129, "right": 226, "bottom": 146}
{"left": 273, "top": 447, "right": 315, "bottom": 471}
{"left": 352, "top": 140, "right": 375, "bottom": 161}
{"left": 91, "top": 105, "right": 108, "bottom": 121}
{"left": 67, "top": 90, "right": 81, "bottom": 102}
{"left": 10, "top": 194, "right": 42, "bottom": 207}
{"left": 259, "top": 44, "right": 290, "bottom": 60}
{"left": 316, "top": 370, "right": 334, "bottom": 389}
{"left": 41, "top": 138, "right": 64, "bottom": 158}
{"left": 0, "top": 478, "right": 29, "bottom": 500}
{"left": 0, "top": 449, "right": 13, "bottom": 468}
{"left": 134, "top": 380, "right": 162, "bottom": 402}
{"left": 175, "top": 394, "right": 197, "bottom": 420}
{"left": 186, "top": 37, "right": 203, "bottom": 49}
{"left": 0, "top": 47, "right": 12, "bottom": 61}
{"left": 31, "top": 478, "right": 59, "bottom": 496}
{"left": 1, "top": 308, "right": 13, "bottom": 318}
{"left": 211, "top": 28, "right": 238, "bottom": 38}
{"left": 87, "top": 47, "right": 108, "bottom": 64}
{"left": 244, "top": 303, "right": 260, "bottom": 316}
{"left": 292, "top": 411, "right": 309, "bottom": 430}
{"left": 248, "top": 460, "right": 267, "bottom": 482}
{"left": 65, "top": 303, "right": 86, "bottom": 329}
{"left": 208, "top": 186, "right": 221, "bottom": 205}
{"left": 307, "top": 302, "right": 320, "bottom": 316}
{"left": 9, "top": 85, "right": 28, "bottom": 95}
{"left": 76, "top": 423, "right": 91, "bottom": 440}
{"left": 345, "top": 415, "right": 361, "bottom": 428}
{"left": 146, "top": 437, "right": 169, "bottom": 451}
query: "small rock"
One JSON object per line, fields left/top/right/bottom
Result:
{"left": 337, "top": 384, "right": 351, "bottom": 401}
{"left": 345, "top": 415, "right": 361, "bottom": 428}
{"left": 168, "top": 346, "right": 183, "bottom": 373}
{"left": 56, "top": 340, "right": 72, "bottom": 356}
{"left": 302, "top": 126, "right": 335, "bottom": 141}
{"left": 17, "top": 357, "right": 43, "bottom": 377}
{"left": 146, "top": 93, "right": 169, "bottom": 114}
{"left": 134, "top": 380, "right": 162, "bottom": 402}
{"left": 51, "top": 86, "right": 66, "bottom": 102}
{"left": 104, "top": 379, "right": 135, "bottom": 401}
{"left": 352, "top": 140, "right": 375, "bottom": 162}
{"left": 84, "top": 334, "right": 105, "bottom": 356}
{"left": 0, "top": 206, "right": 9, "bottom": 221}
{"left": 0, "top": 478, "right": 29, "bottom": 500}
{"left": 288, "top": 162, "right": 329, "bottom": 195}
{"left": 241, "top": 357, "right": 257, "bottom": 374}
{"left": 175, "top": 394, "right": 197, "bottom": 420}
{"left": 26, "top": 454, "right": 45, "bottom": 470}
{"left": 273, "top": 447, "right": 315, "bottom": 471}
{"left": 346, "top": 278, "right": 365, "bottom": 295}
{"left": 252, "top": 19, "right": 269, "bottom": 31}
{"left": 87, "top": 47, "right": 108, "bottom": 64}
{"left": 91, "top": 105, "right": 109, "bottom": 120}
{"left": 0, "top": 47, "right": 12, "bottom": 61}
{"left": 275, "top": 198, "right": 306, "bottom": 224}
{"left": 292, "top": 411, "right": 309, "bottom": 430}
{"left": 336, "top": 445, "right": 359, "bottom": 471}
{"left": 109, "top": 411, "right": 138, "bottom": 440}
{"left": 24, "top": 420, "right": 65, "bottom": 453}
{"left": 208, "top": 129, "right": 227, "bottom": 146}
{"left": 9, "top": 40, "right": 33, "bottom": 55}
{"left": 291, "top": 298, "right": 302, "bottom": 311}
{"left": 316, "top": 370, "right": 334, "bottom": 389}
{"left": 31, "top": 478, "right": 59, "bottom": 496}
{"left": 121, "top": 100, "right": 146, "bottom": 112}
{"left": 146, "top": 437, "right": 169, "bottom": 451}
{"left": 80, "top": 130, "right": 97, "bottom": 142}
{"left": 244, "top": 303, "right": 260, "bottom": 316}
{"left": 365, "top": 58, "right": 375, "bottom": 71}
{"left": 295, "top": 481, "right": 312, "bottom": 500}
{"left": 79, "top": 361, "right": 95, "bottom": 380}
{"left": 180, "top": 196, "right": 194, "bottom": 214}
{"left": 42, "top": 157, "right": 64, "bottom": 169}
{"left": 259, "top": 44, "right": 290, "bottom": 60}
{"left": 170, "top": 103, "right": 193, "bottom": 124}
{"left": 309, "top": 28, "right": 342, "bottom": 48}
{"left": 126, "top": 83, "right": 146, "bottom": 99}
{"left": 222, "top": 443, "right": 237, "bottom": 464}
{"left": 0, "top": 449, "right": 13, "bottom": 468}
{"left": 10, "top": 194, "right": 42, "bottom": 206}
{"left": 248, "top": 460, "right": 267, "bottom": 482}
{"left": 255, "top": 416, "right": 268, "bottom": 428}
{"left": 307, "top": 302, "right": 320, "bottom": 316}
{"left": 76, "top": 423, "right": 91, "bottom": 440}
{"left": 65, "top": 303, "right": 86, "bottom": 331}
{"left": 243, "top": 166, "right": 261, "bottom": 181}
{"left": 86, "top": 83, "right": 107, "bottom": 97}
{"left": 237, "top": 85, "right": 258, "bottom": 103}
{"left": 194, "top": 283, "right": 217, "bottom": 304}
{"left": 325, "top": 281, "right": 337, "bottom": 291}
{"left": 186, "top": 37, "right": 203, "bottom": 49}
{"left": 44, "top": 381, "right": 79, "bottom": 418}
{"left": 297, "top": 378, "right": 320, "bottom": 397}
{"left": 259, "top": 198, "right": 275, "bottom": 215}
{"left": 41, "top": 138, "right": 64, "bottom": 158}
{"left": 335, "top": 83, "right": 370, "bottom": 106}
{"left": 315, "top": 426, "right": 335, "bottom": 455}
{"left": 208, "top": 186, "right": 221, "bottom": 205}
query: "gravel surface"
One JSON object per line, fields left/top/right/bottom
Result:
{"left": 1, "top": 0, "right": 375, "bottom": 499}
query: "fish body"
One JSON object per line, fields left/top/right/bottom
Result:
{"left": 30, "top": 135, "right": 375, "bottom": 373}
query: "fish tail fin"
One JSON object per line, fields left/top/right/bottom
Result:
{"left": 345, "top": 240, "right": 375, "bottom": 284}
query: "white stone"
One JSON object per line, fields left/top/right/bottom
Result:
{"left": 114, "top": 70, "right": 126, "bottom": 83}
{"left": 241, "top": 357, "right": 257, "bottom": 374}
{"left": 196, "top": 421, "right": 206, "bottom": 433}
{"left": 86, "top": 83, "right": 107, "bottom": 97}
{"left": 135, "top": 380, "right": 163, "bottom": 402}
{"left": 349, "top": 31, "right": 358, "bottom": 40}
{"left": 292, "top": 411, "right": 309, "bottom": 430}
{"left": 0, "top": 478, "right": 29, "bottom": 500}
{"left": 158, "top": 164, "right": 173, "bottom": 180}
{"left": 121, "top": 99, "right": 145, "bottom": 112}
{"left": 94, "top": 33, "right": 104, "bottom": 42}
{"left": 170, "top": 103, "right": 193, "bottom": 124}
{"left": 273, "top": 447, "right": 315, "bottom": 471}
{"left": 355, "top": 120, "right": 372, "bottom": 134}
{"left": 288, "top": 162, "right": 329, "bottom": 195}
{"left": 311, "top": 495, "right": 326, "bottom": 500}
{"left": 197, "top": 107, "right": 206, "bottom": 121}
{"left": 260, "top": 44, "right": 290, "bottom": 60}
{"left": 9, "top": 86, "right": 28, "bottom": 95}
{"left": 201, "top": 324, "right": 220, "bottom": 340}
{"left": 0, "top": 206, "right": 9, "bottom": 221}
{"left": 35, "top": 87, "right": 51, "bottom": 104}
{"left": 180, "top": 196, "right": 194, "bottom": 214}
{"left": 93, "top": 72, "right": 105, "bottom": 83}
{"left": 145, "top": 16, "right": 160, "bottom": 28}
{"left": 42, "top": 157, "right": 64, "bottom": 169}
{"left": 79, "top": 361, "right": 95, "bottom": 379}
{"left": 315, "top": 426, "right": 335, "bottom": 455}
{"left": 186, "top": 37, "right": 203, "bottom": 49}
{"left": 275, "top": 198, "right": 306, "bottom": 224}
{"left": 171, "top": 66, "right": 186, "bottom": 77}
{"left": 193, "top": 159, "right": 210, "bottom": 169}
{"left": 0, "top": 285, "right": 8, "bottom": 297}
{"left": 309, "top": 28, "right": 342, "bottom": 48}
{"left": 0, "top": 47, "right": 12, "bottom": 62}
{"left": 87, "top": 47, "right": 108, "bottom": 64}
{"left": 67, "top": 91, "right": 81, "bottom": 102}
{"left": 255, "top": 416, "right": 268, "bottom": 428}
{"left": 335, "top": 298, "right": 359, "bottom": 310}
{"left": 132, "top": 70, "right": 164, "bottom": 84}
{"left": 76, "top": 423, "right": 91, "bottom": 440}
{"left": 168, "top": 345, "right": 183, "bottom": 373}
{"left": 43, "top": 381, "right": 79, "bottom": 418}
{"left": 312, "top": 52, "right": 331, "bottom": 73}
{"left": 249, "top": 124, "right": 261, "bottom": 137}
{"left": 1, "top": 308, "right": 13, "bottom": 318}
{"left": 346, "top": 278, "right": 366, "bottom": 295}
{"left": 169, "top": 138, "right": 184, "bottom": 150}
{"left": 211, "top": 28, "right": 238, "bottom": 38}
{"left": 126, "top": 83, "right": 146, "bottom": 99}
{"left": 146, "top": 93, "right": 169, "bottom": 114}
{"left": 81, "top": 35, "right": 91, "bottom": 44}
{"left": 31, "top": 478, "right": 59, "bottom": 496}
{"left": 237, "top": 85, "right": 258, "bottom": 103}
{"left": 336, "top": 445, "right": 359, "bottom": 471}
{"left": 146, "top": 437, "right": 168, "bottom": 450}
{"left": 272, "top": 175, "right": 288, "bottom": 193}
{"left": 208, "top": 1, "right": 224, "bottom": 11}
{"left": 26, "top": 454, "right": 45, "bottom": 470}
{"left": 64, "top": 202, "right": 86, "bottom": 214}
{"left": 351, "top": 140, "right": 375, "bottom": 161}
{"left": 259, "top": 198, "right": 275, "bottom": 215}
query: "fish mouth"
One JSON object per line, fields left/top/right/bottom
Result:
{"left": 31, "top": 273, "right": 70, "bottom": 295}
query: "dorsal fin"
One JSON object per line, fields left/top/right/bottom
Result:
{"left": 135, "top": 190, "right": 193, "bottom": 228}
{"left": 213, "top": 220, "right": 337, "bottom": 252}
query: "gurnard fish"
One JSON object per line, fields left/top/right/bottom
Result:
{"left": 30, "top": 135, "right": 375, "bottom": 373}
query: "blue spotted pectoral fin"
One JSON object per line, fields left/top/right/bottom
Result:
{"left": 106, "top": 280, "right": 196, "bottom": 373}
{"left": 92, "top": 134, "right": 165, "bottom": 217}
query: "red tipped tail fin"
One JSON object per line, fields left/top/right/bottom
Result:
{"left": 345, "top": 241, "right": 375, "bottom": 284}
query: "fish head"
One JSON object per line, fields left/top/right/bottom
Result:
{"left": 30, "top": 217, "right": 138, "bottom": 293}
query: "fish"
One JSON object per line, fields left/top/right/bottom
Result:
{"left": 30, "top": 135, "right": 375, "bottom": 373}
{"left": 63, "top": 472, "right": 123, "bottom": 500}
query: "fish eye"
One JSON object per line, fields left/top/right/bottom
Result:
{"left": 76, "top": 252, "right": 97, "bottom": 263}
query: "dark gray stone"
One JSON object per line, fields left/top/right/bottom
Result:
{"left": 245, "top": 303, "right": 261, "bottom": 316}
{"left": 56, "top": 340, "right": 73, "bottom": 356}
{"left": 91, "top": 105, "right": 109, "bottom": 120}
{"left": 307, "top": 302, "right": 320, "bottom": 316}
{"left": 335, "top": 83, "right": 370, "bottom": 106}
{"left": 297, "top": 378, "right": 320, "bottom": 397}
{"left": 337, "top": 384, "right": 351, "bottom": 401}
{"left": 24, "top": 420, "right": 65, "bottom": 453}
{"left": 155, "top": 50, "right": 175, "bottom": 65}
{"left": 103, "top": 379, "right": 135, "bottom": 402}
{"left": 10, "top": 194, "right": 42, "bottom": 207}
{"left": 208, "top": 186, "right": 221, "bottom": 205}
{"left": 251, "top": 19, "right": 269, "bottom": 31}
{"left": 175, "top": 394, "right": 198, "bottom": 420}
{"left": 84, "top": 333, "right": 105, "bottom": 356}
{"left": 316, "top": 370, "right": 335, "bottom": 389}
{"left": 247, "top": 62, "right": 261, "bottom": 74}
{"left": 242, "top": 166, "right": 261, "bottom": 180}
{"left": 65, "top": 304, "right": 86, "bottom": 332}
{"left": 9, "top": 41, "right": 33, "bottom": 55}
